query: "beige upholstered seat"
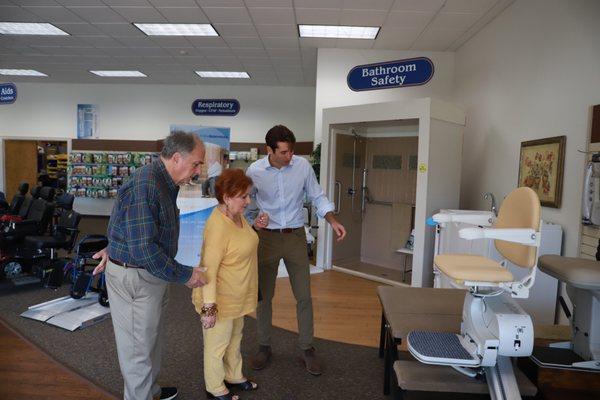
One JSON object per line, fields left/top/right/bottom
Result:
{"left": 539, "top": 255, "right": 600, "bottom": 290}
{"left": 435, "top": 187, "right": 540, "bottom": 285}
{"left": 435, "top": 254, "right": 514, "bottom": 283}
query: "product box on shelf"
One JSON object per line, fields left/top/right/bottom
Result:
{"left": 67, "top": 150, "right": 158, "bottom": 199}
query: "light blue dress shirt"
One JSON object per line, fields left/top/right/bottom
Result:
{"left": 246, "top": 155, "right": 334, "bottom": 229}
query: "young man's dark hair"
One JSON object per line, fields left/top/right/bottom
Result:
{"left": 265, "top": 125, "right": 296, "bottom": 152}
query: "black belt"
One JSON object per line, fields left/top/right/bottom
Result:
{"left": 262, "top": 227, "right": 302, "bottom": 234}
{"left": 109, "top": 257, "right": 143, "bottom": 269}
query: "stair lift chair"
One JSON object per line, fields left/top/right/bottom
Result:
{"left": 407, "top": 187, "right": 542, "bottom": 400}
{"left": 534, "top": 254, "right": 600, "bottom": 371}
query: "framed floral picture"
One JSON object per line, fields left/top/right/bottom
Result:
{"left": 518, "top": 135, "right": 566, "bottom": 208}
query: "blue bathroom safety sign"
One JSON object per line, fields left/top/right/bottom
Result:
{"left": 347, "top": 57, "right": 434, "bottom": 91}
{"left": 192, "top": 99, "right": 240, "bottom": 116}
{"left": 0, "top": 83, "right": 17, "bottom": 104}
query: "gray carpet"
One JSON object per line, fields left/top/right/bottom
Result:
{"left": 0, "top": 284, "right": 386, "bottom": 400}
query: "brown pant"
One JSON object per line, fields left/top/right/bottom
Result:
{"left": 256, "top": 228, "right": 313, "bottom": 350}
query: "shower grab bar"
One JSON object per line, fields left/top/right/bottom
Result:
{"left": 334, "top": 181, "right": 342, "bottom": 214}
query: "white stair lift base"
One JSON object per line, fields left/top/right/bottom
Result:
{"left": 407, "top": 330, "right": 481, "bottom": 367}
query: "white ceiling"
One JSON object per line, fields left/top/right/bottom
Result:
{"left": 0, "top": 0, "right": 515, "bottom": 86}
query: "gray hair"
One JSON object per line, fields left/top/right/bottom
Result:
{"left": 161, "top": 131, "right": 203, "bottom": 159}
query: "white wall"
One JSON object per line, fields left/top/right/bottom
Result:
{"left": 455, "top": 0, "right": 600, "bottom": 259}
{"left": 0, "top": 82, "right": 315, "bottom": 142}
{"left": 314, "top": 48, "right": 456, "bottom": 144}
{"left": 0, "top": 82, "right": 315, "bottom": 191}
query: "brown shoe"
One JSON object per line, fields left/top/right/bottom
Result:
{"left": 302, "top": 347, "right": 323, "bottom": 376}
{"left": 248, "top": 345, "right": 272, "bottom": 370}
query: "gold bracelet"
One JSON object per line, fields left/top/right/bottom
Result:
{"left": 201, "top": 304, "right": 218, "bottom": 317}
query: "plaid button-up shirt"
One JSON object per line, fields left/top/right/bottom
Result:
{"left": 107, "top": 159, "right": 193, "bottom": 283}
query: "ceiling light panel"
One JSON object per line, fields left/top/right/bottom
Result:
{"left": 134, "top": 23, "right": 218, "bottom": 37}
{"left": 90, "top": 70, "right": 147, "bottom": 77}
{"left": 0, "top": 22, "right": 69, "bottom": 36}
{"left": 298, "top": 24, "right": 379, "bottom": 39}
{"left": 0, "top": 69, "right": 48, "bottom": 76}
{"left": 195, "top": 71, "right": 250, "bottom": 78}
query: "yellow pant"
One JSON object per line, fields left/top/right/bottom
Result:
{"left": 203, "top": 316, "right": 245, "bottom": 395}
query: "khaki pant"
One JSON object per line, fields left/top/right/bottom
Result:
{"left": 256, "top": 228, "right": 313, "bottom": 350}
{"left": 105, "top": 261, "right": 168, "bottom": 400}
{"left": 203, "top": 316, "right": 245, "bottom": 395}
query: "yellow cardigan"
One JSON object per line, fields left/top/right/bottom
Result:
{"left": 192, "top": 207, "right": 259, "bottom": 319}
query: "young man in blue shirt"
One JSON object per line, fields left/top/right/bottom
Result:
{"left": 246, "top": 125, "right": 346, "bottom": 376}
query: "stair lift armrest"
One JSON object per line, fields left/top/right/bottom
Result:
{"left": 458, "top": 227, "right": 540, "bottom": 246}
{"left": 431, "top": 212, "right": 494, "bottom": 227}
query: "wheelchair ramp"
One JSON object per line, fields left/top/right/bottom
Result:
{"left": 407, "top": 331, "right": 480, "bottom": 367}
{"left": 21, "top": 294, "right": 110, "bottom": 331}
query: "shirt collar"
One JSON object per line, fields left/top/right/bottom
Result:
{"left": 155, "top": 158, "right": 179, "bottom": 195}
{"left": 263, "top": 155, "right": 296, "bottom": 171}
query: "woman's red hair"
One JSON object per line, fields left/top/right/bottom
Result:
{"left": 215, "top": 168, "right": 253, "bottom": 203}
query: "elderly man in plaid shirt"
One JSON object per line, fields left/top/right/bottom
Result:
{"left": 93, "top": 132, "right": 207, "bottom": 400}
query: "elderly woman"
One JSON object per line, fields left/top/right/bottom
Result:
{"left": 192, "top": 168, "right": 268, "bottom": 400}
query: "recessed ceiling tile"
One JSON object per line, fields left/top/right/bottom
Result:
{"left": 79, "top": 35, "right": 124, "bottom": 47}
{"left": 373, "top": 26, "right": 420, "bottom": 49}
{"left": 23, "top": 5, "right": 87, "bottom": 22}
{"left": 156, "top": 7, "right": 209, "bottom": 23}
{"left": 261, "top": 37, "right": 298, "bottom": 49}
{"left": 149, "top": 0, "right": 197, "bottom": 6}
{"left": 99, "top": 1, "right": 152, "bottom": 7}
{"left": 0, "top": 5, "right": 44, "bottom": 21}
{"left": 114, "top": 35, "right": 155, "bottom": 46}
{"left": 267, "top": 48, "right": 300, "bottom": 58}
{"left": 55, "top": 0, "right": 110, "bottom": 4}
{"left": 68, "top": 6, "right": 129, "bottom": 23}
{"left": 213, "top": 23, "right": 257, "bottom": 37}
{"left": 342, "top": 0, "right": 393, "bottom": 11}
{"left": 94, "top": 23, "right": 145, "bottom": 36}
{"left": 187, "top": 36, "right": 228, "bottom": 48}
{"left": 270, "top": 57, "right": 301, "bottom": 66}
{"left": 294, "top": 0, "right": 343, "bottom": 9}
{"left": 173, "top": 55, "right": 211, "bottom": 65}
{"left": 443, "top": 0, "right": 497, "bottom": 13}
{"left": 54, "top": 22, "right": 105, "bottom": 35}
{"left": 196, "top": 0, "right": 244, "bottom": 7}
{"left": 299, "top": 37, "right": 336, "bottom": 48}
{"left": 97, "top": 46, "right": 134, "bottom": 56}
{"left": 112, "top": 6, "right": 167, "bottom": 23}
{"left": 239, "top": 56, "right": 272, "bottom": 66}
{"left": 224, "top": 36, "right": 263, "bottom": 48}
{"left": 248, "top": 7, "right": 295, "bottom": 25}
{"left": 199, "top": 46, "right": 233, "bottom": 56}
{"left": 428, "top": 12, "right": 482, "bottom": 30}
{"left": 340, "top": 9, "right": 387, "bottom": 26}
{"left": 11, "top": 0, "right": 60, "bottom": 6}
{"left": 202, "top": 7, "right": 251, "bottom": 24}
{"left": 131, "top": 46, "right": 171, "bottom": 56}
{"left": 336, "top": 38, "right": 374, "bottom": 49}
{"left": 391, "top": 0, "right": 444, "bottom": 12}
{"left": 245, "top": 0, "right": 292, "bottom": 7}
{"left": 232, "top": 47, "right": 267, "bottom": 57}
{"left": 149, "top": 36, "right": 194, "bottom": 47}
{"left": 385, "top": 11, "right": 435, "bottom": 28}
{"left": 295, "top": 8, "right": 340, "bottom": 25}
{"left": 163, "top": 47, "right": 201, "bottom": 57}
{"left": 254, "top": 24, "right": 297, "bottom": 38}
{"left": 411, "top": 27, "right": 465, "bottom": 50}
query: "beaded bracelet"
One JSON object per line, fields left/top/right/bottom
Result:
{"left": 201, "top": 304, "right": 218, "bottom": 317}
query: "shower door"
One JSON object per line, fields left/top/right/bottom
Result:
{"left": 331, "top": 130, "right": 367, "bottom": 263}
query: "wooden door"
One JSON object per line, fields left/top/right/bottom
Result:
{"left": 4, "top": 140, "right": 38, "bottom": 200}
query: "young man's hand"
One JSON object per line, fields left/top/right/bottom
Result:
{"left": 325, "top": 212, "right": 347, "bottom": 241}
{"left": 185, "top": 267, "right": 207, "bottom": 288}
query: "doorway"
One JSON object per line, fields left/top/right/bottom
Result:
{"left": 331, "top": 120, "right": 418, "bottom": 285}
{"left": 3, "top": 140, "right": 68, "bottom": 200}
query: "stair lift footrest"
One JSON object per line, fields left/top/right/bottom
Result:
{"left": 407, "top": 331, "right": 480, "bottom": 366}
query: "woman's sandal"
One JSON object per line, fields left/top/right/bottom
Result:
{"left": 225, "top": 380, "right": 258, "bottom": 391}
{"left": 205, "top": 390, "right": 240, "bottom": 400}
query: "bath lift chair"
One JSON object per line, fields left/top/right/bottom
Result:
{"left": 407, "top": 187, "right": 541, "bottom": 400}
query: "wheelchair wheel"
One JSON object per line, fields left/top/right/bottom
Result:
{"left": 3, "top": 261, "right": 23, "bottom": 278}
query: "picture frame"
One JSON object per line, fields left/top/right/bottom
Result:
{"left": 518, "top": 135, "right": 566, "bottom": 208}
